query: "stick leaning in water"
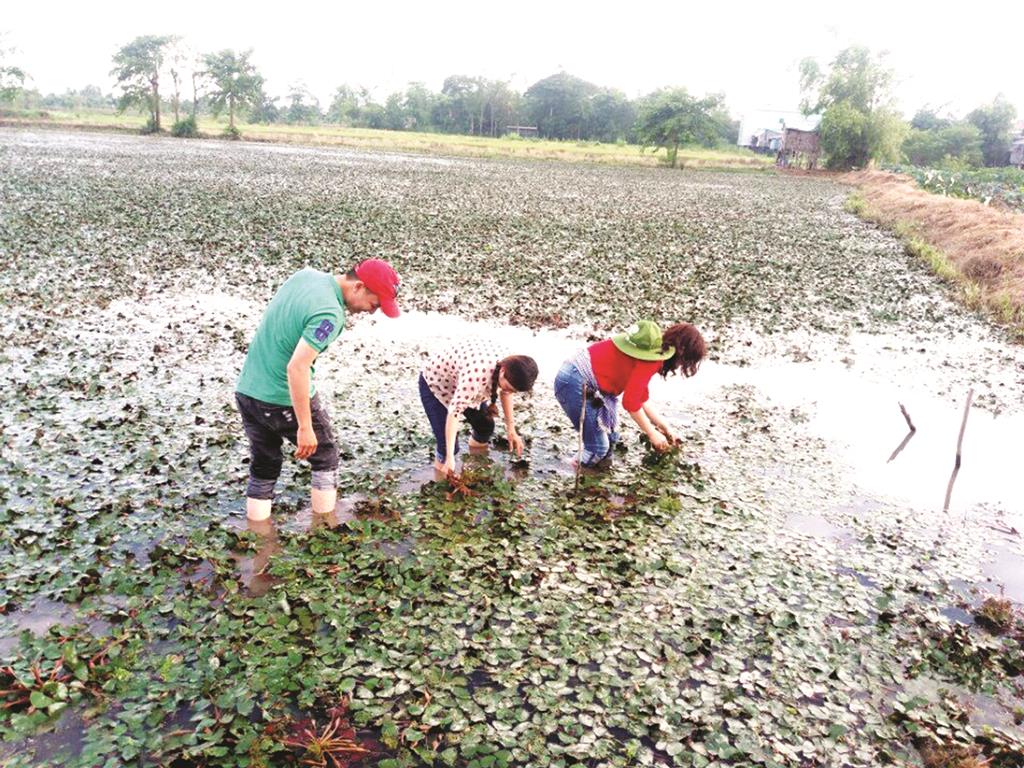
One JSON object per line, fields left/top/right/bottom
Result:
{"left": 887, "top": 402, "right": 917, "bottom": 463}
{"left": 575, "top": 383, "right": 587, "bottom": 492}
{"left": 943, "top": 388, "right": 974, "bottom": 513}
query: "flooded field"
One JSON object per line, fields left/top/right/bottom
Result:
{"left": 1, "top": 129, "right": 1022, "bottom": 767}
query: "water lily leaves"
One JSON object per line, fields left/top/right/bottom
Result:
{"left": 2, "top": 130, "right": 1024, "bottom": 767}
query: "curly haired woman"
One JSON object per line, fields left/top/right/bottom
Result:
{"left": 553, "top": 320, "right": 705, "bottom": 468}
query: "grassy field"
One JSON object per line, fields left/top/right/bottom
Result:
{"left": 1, "top": 129, "right": 1022, "bottom": 768}
{"left": 0, "top": 109, "right": 772, "bottom": 170}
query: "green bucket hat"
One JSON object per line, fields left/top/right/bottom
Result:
{"left": 612, "top": 320, "right": 675, "bottom": 361}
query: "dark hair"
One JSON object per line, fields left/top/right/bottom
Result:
{"left": 660, "top": 323, "right": 706, "bottom": 378}
{"left": 486, "top": 355, "right": 538, "bottom": 414}
{"left": 346, "top": 267, "right": 359, "bottom": 279}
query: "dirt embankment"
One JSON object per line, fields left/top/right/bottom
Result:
{"left": 839, "top": 170, "right": 1024, "bottom": 338}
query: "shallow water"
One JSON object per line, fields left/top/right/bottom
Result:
{"left": 0, "top": 707, "right": 86, "bottom": 763}
{"left": 0, "top": 599, "right": 109, "bottom": 658}
{"left": 270, "top": 308, "right": 1024, "bottom": 604}
{"left": 4, "top": 131, "right": 1024, "bottom": 763}
{"left": 786, "top": 512, "right": 857, "bottom": 545}
{"left": 660, "top": 349, "right": 1022, "bottom": 517}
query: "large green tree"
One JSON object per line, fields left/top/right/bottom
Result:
{"left": 910, "top": 108, "right": 952, "bottom": 132}
{"left": 524, "top": 73, "right": 597, "bottom": 140}
{"left": 479, "top": 80, "right": 519, "bottom": 137}
{"left": 799, "top": 46, "right": 906, "bottom": 170}
{"left": 111, "top": 35, "right": 174, "bottom": 131}
{"left": 0, "top": 63, "right": 25, "bottom": 103}
{"left": 247, "top": 92, "right": 281, "bottom": 124}
{"left": 202, "top": 49, "right": 264, "bottom": 133}
{"left": 325, "top": 85, "right": 385, "bottom": 128}
{"left": 902, "top": 122, "right": 983, "bottom": 168}
{"left": 285, "top": 83, "right": 321, "bottom": 125}
{"left": 588, "top": 88, "right": 635, "bottom": 143}
{"left": 433, "top": 76, "right": 516, "bottom": 136}
{"left": 401, "top": 82, "right": 435, "bottom": 131}
{"left": 967, "top": 95, "right": 1017, "bottom": 167}
{"left": 434, "top": 75, "right": 480, "bottom": 133}
{"left": 0, "top": 37, "right": 26, "bottom": 104}
{"left": 384, "top": 91, "right": 406, "bottom": 130}
{"left": 635, "top": 88, "right": 725, "bottom": 168}
{"left": 327, "top": 85, "right": 361, "bottom": 126}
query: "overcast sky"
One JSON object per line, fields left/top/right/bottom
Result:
{"left": 5, "top": 0, "right": 1023, "bottom": 121}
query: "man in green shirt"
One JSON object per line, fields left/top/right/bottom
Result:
{"left": 235, "top": 259, "right": 401, "bottom": 521}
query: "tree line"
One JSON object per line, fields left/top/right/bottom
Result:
{"left": 1, "top": 35, "right": 740, "bottom": 160}
{"left": 799, "top": 47, "right": 1020, "bottom": 170}
{"left": 2, "top": 36, "right": 1020, "bottom": 170}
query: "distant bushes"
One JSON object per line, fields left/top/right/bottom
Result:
{"left": 171, "top": 116, "right": 198, "bottom": 138}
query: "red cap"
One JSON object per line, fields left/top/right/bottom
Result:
{"left": 355, "top": 259, "right": 401, "bottom": 318}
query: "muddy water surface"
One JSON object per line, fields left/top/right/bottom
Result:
{"left": 334, "top": 309, "right": 1023, "bottom": 601}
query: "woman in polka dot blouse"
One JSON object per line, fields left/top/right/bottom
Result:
{"left": 420, "top": 340, "right": 539, "bottom": 475}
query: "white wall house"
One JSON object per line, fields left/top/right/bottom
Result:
{"left": 738, "top": 110, "right": 821, "bottom": 149}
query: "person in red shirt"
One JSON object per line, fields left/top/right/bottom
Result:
{"left": 553, "top": 320, "right": 706, "bottom": 468}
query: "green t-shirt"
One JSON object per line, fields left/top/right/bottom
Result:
{"left": 236, "top": 268, "right": 346, "bottom": 405}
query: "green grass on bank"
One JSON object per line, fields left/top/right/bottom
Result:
{"left": 0, "top": 108, "right": 774, "bottom": 171}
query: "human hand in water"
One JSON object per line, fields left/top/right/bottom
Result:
{"left": 648, "top": 432, "right": 671, "bottom": 453}
{"left": 658, "top": 426, "right": 682, "bottom": 447}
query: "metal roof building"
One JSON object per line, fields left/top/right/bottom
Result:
{"left": 738, "top": 110, "right": 821, "bottom": 148}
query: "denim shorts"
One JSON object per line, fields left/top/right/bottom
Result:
{"left": 235, "top": 391, "right": 339, "bottom": 481}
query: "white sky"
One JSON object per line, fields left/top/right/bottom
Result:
{"left": 4, "top": 0, "right": 1023, "bottom": 122}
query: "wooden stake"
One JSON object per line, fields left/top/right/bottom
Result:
{"left": 884, "top": 405, "right": 917, "bottom": 466}
{"left": 886, "top": 430, "right": 916, "bottom": 464}
{"left": 943, "top": 388, "right": 974, "bottom": 513}
{"left": 899, "top": 403, "right": 916, "bottom": 432}
{"left": 575, "top": 383, "right": 587, "bottom": 493}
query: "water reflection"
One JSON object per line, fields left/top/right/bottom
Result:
{"left": 238, "top": 518, "right": 281, "bottom": 598}
{"left": 665, "top": 356, "right": 1023, "bottom": 515}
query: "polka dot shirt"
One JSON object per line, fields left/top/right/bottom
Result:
{"left": 422, "top": 339, "right": 507, "bottom": 415}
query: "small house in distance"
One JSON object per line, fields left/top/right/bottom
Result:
{"left": 506, "top": 125, "right": 538, "bottom": 139}
{"left": 1011, "top": 139, "right": 1024, "bottom": 168}
{"left": 738, "top": 110, "right": 820, "bottom": 153}
{"left": 1011, "top": 121, "right": 1024, "bottom": 168}
{"left": 749, "top": 128, "right": 784, "bottom": 153}
{"left": 778, "top": 127, "right": 821, "bottom": 169}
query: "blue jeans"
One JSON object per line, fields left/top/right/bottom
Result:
{"left": 418, "top": 374, "right": 489, "bottom": 463}
{"left": 553, "top": 361, "right": 619, "bottom": 467}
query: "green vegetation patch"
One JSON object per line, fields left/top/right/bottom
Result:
{"left": 889, "top": 165, "right": 1024, "bottom": 213}
{"left": 1, "top": 130, "right": 1022, "bottom": 767}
